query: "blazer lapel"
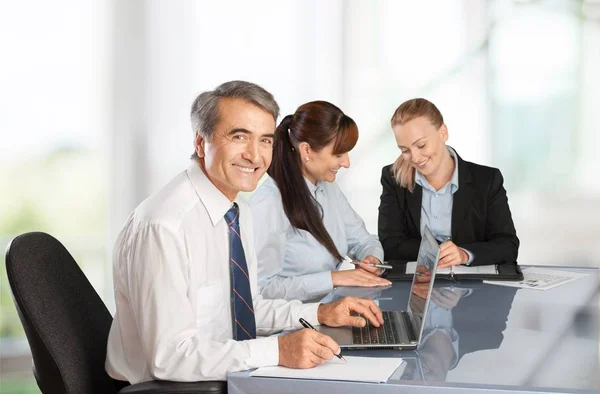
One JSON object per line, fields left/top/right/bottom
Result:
{"left": 452, "top": 153, "right": 474, "bottom": 240}
{"left": 406, "top": 185, "right": 422, "bottom": 236}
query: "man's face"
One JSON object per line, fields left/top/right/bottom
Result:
{"left": 195, "top": 98, "right": 276, "bottom": 201}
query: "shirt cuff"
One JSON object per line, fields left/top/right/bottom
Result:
{"left": 246, "top": 336, "right": 280, "bottom": 368}
{"left": 359, "top": 248, "right": 385, "bottom": 263}
{"left": 296, "top": 302, "right": 320, "bottom": 328}
{"left": 302, "top": 271, "right": 334, "bottom": 298}
{"left": 461, "top": 248, "right": 475, "bottom": 265}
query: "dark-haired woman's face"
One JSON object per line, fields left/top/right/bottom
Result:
{"left": 301, "top": 141, "right": 350, "bottom": 184}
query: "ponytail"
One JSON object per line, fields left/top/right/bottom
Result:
{"left": 391, "top": 155, "right": 416, "bottom": 192}
{"left": 269, "top": 113, "right": 344, "bottom": 262}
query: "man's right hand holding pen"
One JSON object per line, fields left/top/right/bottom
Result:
{"left": 278, "top": 297, "right": 384, "bottom": 369}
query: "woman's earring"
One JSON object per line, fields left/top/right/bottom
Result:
{"left": 305, "top": 157, "right": 310, "bottom": 162}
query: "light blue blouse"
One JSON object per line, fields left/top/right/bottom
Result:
{"left": 416, "top": 147, "right": 473, "bottom": 264}
{"left": 249, "top": 176, "right": 384, "bottom": 301}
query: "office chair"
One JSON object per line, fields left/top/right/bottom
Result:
{"left": 5, "top": 232, "right": 226, "bottom": 394}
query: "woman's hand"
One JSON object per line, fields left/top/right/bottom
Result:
{"left": 431, "top": 287, "right": 467, "bottom": 309}
{"left": 438, "top": 241, "right": 468, "bottom": 269}
{"left": 355, "top": 255, "right": 383, "bottom": 276}
{"left": 331, "top": 269, "right": 391, "bottom": 288}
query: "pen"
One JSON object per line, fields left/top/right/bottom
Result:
{"left": 440, "top": 237, "right": 455, "bottom": 278}
{"left": 349, "top": 260, "right": 393, "bottom": 270}
{"left": 299, "top": 318, "right": 347, "bottom": 363}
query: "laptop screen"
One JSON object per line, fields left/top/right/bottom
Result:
{"left": 406, "top": 225, "right": 440, "bottom": 343}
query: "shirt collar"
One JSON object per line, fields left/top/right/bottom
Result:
{"left": 186, "top": 160, "right": 237, "bottom": 226}
{"left": 415, "top": 146, "right": 460, "bottom": 193}
{"left": 303, "top": 176, "right": 323, "bottom": 196}
{"left": 447, "top": 146, "right": 459, "bottom": 193}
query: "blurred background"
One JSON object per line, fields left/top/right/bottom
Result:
{"left": 1, "top": 0, "right": 598, "bottom": 392}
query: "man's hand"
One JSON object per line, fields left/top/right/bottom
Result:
{"left": 331, "top": 269, "right": 391, "bottom": 287}
{"left": 278, "top": 329, "right": 339, "bottom": 369}
{"left": 438, "top": 241, "right": 468, "bottom": 269}
{"left": 317, "top": 297, "right": 384, "bottom": 328}
{"left": 356, "top": 255, "right": 383, "bottom": 276}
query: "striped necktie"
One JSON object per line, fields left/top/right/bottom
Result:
{"left": 224, "top": 203, "right": 256, "bottom": 340}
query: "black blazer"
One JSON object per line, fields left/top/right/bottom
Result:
{"left": 378, "top": 151, "right": 519, "bottom": 267}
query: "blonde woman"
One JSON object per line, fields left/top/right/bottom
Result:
{"left": 378, "top": 98, "right": 519, "bottom": 269}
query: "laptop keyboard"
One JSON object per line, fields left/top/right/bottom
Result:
{"left": 352, "top": 311, "right": 408, "bottom": 345}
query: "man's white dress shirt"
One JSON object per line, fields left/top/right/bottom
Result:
{"left": 249, "top": 176, "right": 384, "bottom": 301}
{"left": 106, "top": 161, "right": 319, "bottom": 383}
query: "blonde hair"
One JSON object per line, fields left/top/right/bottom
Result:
{"left": 390, "top": 98, "right": 444, "bottom": 191}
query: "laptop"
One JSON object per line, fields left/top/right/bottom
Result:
{"left": 318, "top": 225, "right": 440, "bottom": 350}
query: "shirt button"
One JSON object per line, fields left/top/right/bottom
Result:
{"left": 435, "top": 194, "right": 438, "bottom": 198}
{"left": 434, "top": 215, "right": 438, "bottom": 219}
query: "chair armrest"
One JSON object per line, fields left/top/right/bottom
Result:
{"left": 119, "top": 380, "right": 226, "bottom": 394}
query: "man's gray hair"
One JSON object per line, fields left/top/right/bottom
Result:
{"left": 190, "top": 80, "right": 280, "bottom": 159}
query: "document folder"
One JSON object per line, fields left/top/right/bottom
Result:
{"left": 385, "top": 260, "right": 523, "bottom": 282}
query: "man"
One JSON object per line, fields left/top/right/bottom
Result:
{"left": 106, "top": 81, "right": 384, "bottom": 383}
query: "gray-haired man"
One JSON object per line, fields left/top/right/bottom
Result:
{"left": 106, "top": 81, "right": 383, "bottom": 383}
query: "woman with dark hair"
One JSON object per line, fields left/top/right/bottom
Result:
{"left": 378, "top": 98, "right": 519, "bottom": 268}
{"left": 249, "top": 101, "right": 390, "bottom": 301}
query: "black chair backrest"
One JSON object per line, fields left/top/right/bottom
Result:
{"left": 5, "top": 232, "right": 121, "bottom": 394}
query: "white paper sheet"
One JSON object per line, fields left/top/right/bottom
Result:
{"left": 250, "top": 356, "right": 403, "bottom": 383}
{"left": 405, "top": 261, "right": 497, "bottom": 275}
{"left": 483, "top": 267, "right": 590, "bottom": 290}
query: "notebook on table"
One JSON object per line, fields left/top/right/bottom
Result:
{"left": 385, "top": 260, "right": 523, "bottom": 282}
{"left": 250, "top": 356, "right": 404, "bottom": 383}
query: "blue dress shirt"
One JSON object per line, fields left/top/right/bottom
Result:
{"left": 416, "top": 147, "right": 473, "bottom": 264}
{"left": 249, "top": 176, "right": 384, "bottom": 301}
